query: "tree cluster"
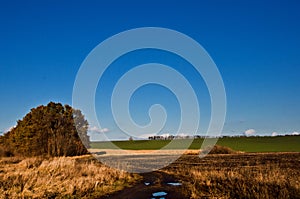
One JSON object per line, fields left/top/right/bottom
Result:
{"left": 0, "top": 102, "right": 90, "bottom": 157}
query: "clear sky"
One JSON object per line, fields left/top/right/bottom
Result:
{"left": 1, "top": 0, "right": 300, "bottom": 140}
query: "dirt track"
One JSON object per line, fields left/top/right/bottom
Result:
{"left": 102, "top": 171, "right": 187, "bottom": 199}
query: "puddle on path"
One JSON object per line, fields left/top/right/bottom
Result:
{"left": 167, "top": 182, "right": 182, "bottom": 186}
{"left": 152, "top": 191, "right": 167, "bottom": 197}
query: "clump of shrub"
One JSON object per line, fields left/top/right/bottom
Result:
{"left": 202, "top": 145, "right": 237, "bottom": 154}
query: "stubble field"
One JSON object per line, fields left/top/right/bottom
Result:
{"left": 1, "top": 152, "right": 299, "bottom": 198}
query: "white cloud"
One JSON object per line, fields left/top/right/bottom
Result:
{"left": 291, "top": 132, "right": 300, "bottom": 136}
{"left": 160, "top": 133, "right": 170, "bottom": 137}
{"left": 271, "top": 132, "right": 278, "bottom": 137}
{"left": 89, "top": 126, "right": 110, "bottom": 133}
{"left": 177, "top": 133, "right": 191, "bottom": 137}
{"left": 244, "top": 129, "right": 256, "bottom": 136}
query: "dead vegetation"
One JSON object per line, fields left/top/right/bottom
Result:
{"left": 0, "top": 155, "right": 140, "bottom": 198}
{"left": 183, "top": 145, "right": 237, "bottom": 156}
{"left": 203, "top": 145, "right": 238, "bottom": 154}
{"left": 164, "top": 152, "right": 300, "bottom": 199}
{"left": 0, "top": 151, "right": 299, "bottom": 198}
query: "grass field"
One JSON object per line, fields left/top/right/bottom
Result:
{"left": 0, "top": 156, "right": 140, "bottom": 198}
{"left": 91, "top": 135, "right": 300, "bottom": 152}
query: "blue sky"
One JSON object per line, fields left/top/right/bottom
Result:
{"left": 0, "top": 0, "right": 300, "bottom": 140}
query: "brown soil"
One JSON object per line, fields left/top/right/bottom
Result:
{"left": 101, "top": 171, "right": 188, "bottom": 199}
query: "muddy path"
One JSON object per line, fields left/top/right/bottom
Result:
{"left": 101, "top": 171, "right": 188, "bottom": 199}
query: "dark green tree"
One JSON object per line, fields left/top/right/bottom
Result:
{"left": 1, "top": 102, "right": 90, "bottom": 157}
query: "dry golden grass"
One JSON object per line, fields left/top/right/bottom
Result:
{"left": 179, "top": 165, "right": 299, "bottom": 198}
{"left": 0, "top": 155, "right": 140, "bottom": 198}
{"left": 163, "top": 153, "right": 300, "bottom": 199}
{"left": 0, "top": 152, "right": 299, "bottom": 198}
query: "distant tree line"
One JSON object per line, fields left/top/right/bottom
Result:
{"left": 147, "top": 134, "right": 300, "bottom": 140}
{"left": 0, "top": 102, "right": 90, "bottom": 157}
{"left": 148, "top": 135, "right": 196, "bottom": 140}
